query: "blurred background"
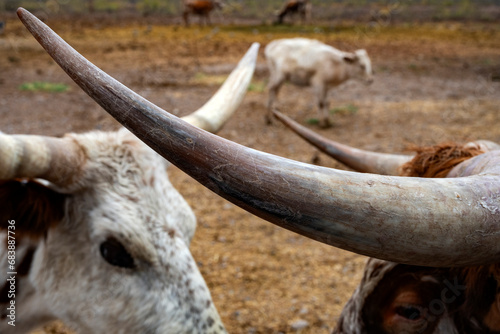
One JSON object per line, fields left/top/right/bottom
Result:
{"left": 1, "top": 0, "right": 500, "bottom": 24}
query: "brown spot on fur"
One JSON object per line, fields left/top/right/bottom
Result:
{"left": 0, "top": 179, "right": 66, "bottom": 239}
{"left": 167, "top": 229, "right": 175, "bottom": 238}
{"left": 368, "top": 261, "right": 386, "bottom": 280}
{"left": 400, "top": 143, "right": 484, "bottom": 178}
{"left": 148, "top": 174, "right": 156, "bottom": 187}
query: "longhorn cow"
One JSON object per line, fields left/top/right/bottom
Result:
{"left": 12, "top": 8, "right": 500, "bottom": 334}
{"left": 274, "top": 110, "right": 500, "bottom": 333}
{"left": 1, "top": 10, "right": 258, "bottom": 333}
{"left": 182, "top": 0, "right": 223, "bottom": 27}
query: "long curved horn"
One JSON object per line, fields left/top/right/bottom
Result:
{"left": 181, "top": 43, "right": 259, "bottom": 133}
{"left": 273, "top": 110, "right": 411, "bottom": 175}
{"left": 18, "top": 8, "right": 500, "bottom": 267}
{"left": 0, "top": 133, "right": 84, "bottom": 185}
{"left": 274, "top": 110, "right": 500, "bottom": 178}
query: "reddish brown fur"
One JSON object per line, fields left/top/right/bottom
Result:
{"left": 183, "top": 0, "right": 220, "bottom": 26}
{"left": 400, "top": 143, "right": 484, "bottom": 178}
{"left": 276, "top": 0, "right": 309, "bottom": 24}
{"left": 453, "top": 264, "right": 500, "bottom": 332}
{"left": 0, "top": 179, "right": 66, "bottom": 239}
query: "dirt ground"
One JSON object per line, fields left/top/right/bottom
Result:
{"left": 1, "top": 12, "right": 500, "bottom": 334}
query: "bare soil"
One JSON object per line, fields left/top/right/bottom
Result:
{"left": 1, "top": 14, "right": 499, "bottom": 334}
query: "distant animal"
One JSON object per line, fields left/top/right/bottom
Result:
{"left": 275, "top": 0, "right": 311, "bottom": 25}
{"left": 274, "top": 110, "right": 500, "bottom": 333}
{"left": 183, "top": 0, "right": 223, "bottom": 26}
{"left": 265, "top": 38, "right": 373, "bottom": 127}
{"left": 3, "top": 9, "right": 259, "bottom": 333}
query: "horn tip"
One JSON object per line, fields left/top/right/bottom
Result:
{"left": 250, "top": 42, "right": 260, "bottom": 53}
{"left": 241, "top": 42, "right": 260, "bottom": 67}
{"left": 17, "top": 8, "right": 38, "bottom": 31}
{"left": 17, "top": 7, "right": 28, "bottom": 18}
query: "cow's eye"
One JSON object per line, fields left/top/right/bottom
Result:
{"left": 395, "top": 305, "right": 423, "bottom": 320}
{"left": 100, "top": 237, "right": 136, "bottom": 269}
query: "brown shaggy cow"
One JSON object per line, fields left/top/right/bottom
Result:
{"left": 274, "top": 110, "right": 500, "bottom": 333}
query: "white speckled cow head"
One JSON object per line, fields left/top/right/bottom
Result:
{"left": 1, "top": 9, "right": 259, "bottom": 333}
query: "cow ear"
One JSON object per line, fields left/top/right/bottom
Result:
{"left": 0, "top": 179, "right": 67, "bottom": 239}
{"left": 343, "top": 53, "right": 358, "bottom": 64}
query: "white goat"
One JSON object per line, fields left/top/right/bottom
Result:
{"left": 265, "top": 38, "right": 373, "bottom": 127}
{"left": 0, "top": 14, "right": 258, "bottom": 332}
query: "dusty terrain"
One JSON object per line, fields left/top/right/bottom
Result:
{"left": 1, "top": 12, "right": 500, "bottom": 334}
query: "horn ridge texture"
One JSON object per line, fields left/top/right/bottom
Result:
{"left": 0, "top": 133, "right": 83, "bottom": 185}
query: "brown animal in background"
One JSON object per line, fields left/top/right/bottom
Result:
{"left": 183, "top": 0, "right": 223, "bottom": 26}
{"left": 275, "top": 0, "right": 311, "bottom": 24}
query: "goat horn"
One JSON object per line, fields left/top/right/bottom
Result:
{"left": 18, "top": 8, "right": 500, "bottom": 267}
{"left": 0, "top": 133, "right": 84, "bottom": 185}
{"left": 181, "top": 43, "right": 259, "bottom": 133}
{"left": 273, "top": 110, "right": 411, "bottom": 175}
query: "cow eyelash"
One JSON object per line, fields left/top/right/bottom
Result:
{"left": 100, "top": 237, "right": 136, "bottom": 269}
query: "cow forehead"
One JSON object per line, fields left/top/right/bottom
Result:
{"left": 71, "top": 128, "right": 170, "bottom": 177}
{"left": 61, "top": 129, "right": 196, "bottom": 259}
